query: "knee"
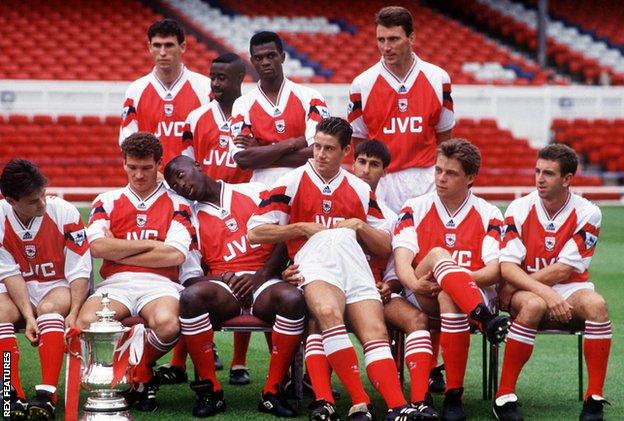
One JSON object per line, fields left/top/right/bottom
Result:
{"left": 517, "top": 295, "right": 547, "bottom": 321}
{"left": 274, "top": 286, "right": 305, "bottom": 318}
{"left": 360, "top": 318, "right": 389, "bottom": 343}
{"left": 179, "top": 286, "right": 213, "bottom": 316}
{"left": 430, "top": 247, "right": 451, "bottom": 261}
{"left": 406, "top": 310, "right": 429, "bottom": 332}
{"left": 151, "top": 314, "right": 180, "bottom": 341}
{"left": 584, "top": 295, "right": 609, "bottom": 322}
{"left": 312, "top": 303, "right": 343, "bottom": 327}
{"left": 37, "top": 301, "right": 64, "bottom": 316}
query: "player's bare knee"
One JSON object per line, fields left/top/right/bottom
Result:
{"left": 404, "top": 310, "right": 429, "bottom": 333}
{"left": 429, "top": 246, "right": 451, "bottom": 262}
{"left": 583, "top": 295, "right": 609, "bottom": 322}
{"left": 311, "top": 302, "right": 343, "bottom": 329}
{"left": 151, "top": 314, "right": 180, "bottom": 341}
{"left": 273, "top": 285, "right": 305, "bottom": 319}
{"left": 37, "top": 300, "right": 67, "bottom": 317}
{"left": 517, "top": 294, "right": 547, "bottom": 323}
{"left": 358, "top": 318, "right": 389, "bottom": 343}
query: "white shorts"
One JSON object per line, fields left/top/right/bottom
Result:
{"left": 90, "top": 275, "right": 183, "bottom": 317}
{"left": 377, "top": 166, "right": 435, "bottom": 214}
{"left": 295, "top": 228, "right": 381, "bottom": 305}
{"left": 555, "top": 282, "right": 595, "bottom": 300}
{"left": 404, "top": 284, "right": 497, "bottom": 313}
{"left": 0, "top": 279, "right": 69, "bottom": 307}
{"left": 210, "top": 275, "right": 284, "bottom": 314}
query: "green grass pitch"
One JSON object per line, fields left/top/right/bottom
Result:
{"left": 14, "top": 206, "right": 624, "bottom": 420}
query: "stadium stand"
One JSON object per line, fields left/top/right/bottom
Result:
{"left": 0, "top": 0, "right": 219, "bottom": 81}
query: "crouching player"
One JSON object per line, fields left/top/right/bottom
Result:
{"left": 493, "top": 144, "right": 611, "bottom": 421}
{"left": 0, "top": 159, "right": 91, "bottom": 420}
{"left": 164, "top": 155, "right": 305, "bottom": 418}
{"left": 393, "top": 139, "right": 508, "bottom": 420}
{"left": 77, "top": 133, "right": 195, "bottom": 411}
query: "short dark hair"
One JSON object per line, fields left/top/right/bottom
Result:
{"left": 538, "top": 144, "right": 578, "bottom": 176}
{"left": 437, "top": 138, "right": 481, "bottom": 176}
{"left": 213, "top": 52, "right": 242, "bottom": 65}
{"left": 0, "top": 159, "right": 48, "bottom": 200}
{"left": 316, "top": 117, "right": 353, "bottom": 149}
{"left": 121, "top": 132, "right": 163, "bottom": 162}
{"left": 147, "top": 19, "right": 185, "bottom": 44}
{"left": 249, "top": 31, "right": 283, "bottom": 54}
{"left": 375, "top": 6, "right": 414, "bottom": 36}
{"left": 354, "top": 140, "right": 391, "bottom": 168}
{"left": 163, "top": 155, "right": 195, "bottom": 184}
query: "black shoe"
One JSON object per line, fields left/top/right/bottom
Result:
{"left": 492, "top": 397, "right": 523, "bottom": 421}
{"left": 411, "top": 400, "right": 439, "bottom": 419}
{"left": 429, "top": 364, "right": 446, "bottom": 394}
{"left": 213, "top": 343, "right": 223, "bottom": 371}
{"left": 134, "top": 377, "right": 160, "bottom": 412}
{"left": 258, "top": 391, "right": 297, "bottom": 417}
{"left": 384, "top": 403, "right": 425, "bottom": 420}
{"left": 229, "top": 367, "right": 250, "bottom": 385}
{"left": 309, "top": 399, "right": 341, "bottom": 420}
{"left": 347, "top": 403, "right": 373, "bottom": 421}
{"left": 156, "top": 364, "right": 189, "bottom": 385}
{"left": 9, "top": 388, "right": 28, "bottom": 421}
{"left": 26, "top": 389, "right": 55, "bottom": 421}
{"left": 190, "top": 380, "right": 226, "bottom": 417}
{"left": 441, "top": 388, "right": 466, "bottom": 421}
{"left": 579, "top": 396, "right": 610, "bottom": 421}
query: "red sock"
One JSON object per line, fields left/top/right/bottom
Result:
{"left": 433, "top": 259, "right": 482, "bottom": 315}
{"left": 405, "top": 331, "right": 433, "bottom": 403}
{"left": 37, "top": 314, "right": 65, "bottom": 402}
{"left": 170, "top": 338, "right": 187, "bottom": 370}
{"left": 133, "top": 329, "right": 177, "bottom": 384}
{"left": 180, "top": 314, "right": 221, "bottom": 391}
{"left": 231, "top": 331, "right": 251, "bottom": 368}
{"left": 0, "top": 323, "right": 25, "bottom": 399}
{"left": 263, "top": 315, "right": 305, "bottom": 394}
{"left": 305, "top": 334, "right": 334, "bottom": 403}
{"left": 496, "top": 321, "right": 536, "bottom": 397}
{"left": 322, "top": 325, "right": 370, "bottom": 405}
{"left": 440, "top": 313, "right": 470, "bottom": 391}
{"left": 584, "top": 321, "right": 612, "bottom": 399}
{"left": 363, "top": 340, "right": 406, "bottom": 409}
{"left": 430, "top": 326, "right": 441, "bottom": 371}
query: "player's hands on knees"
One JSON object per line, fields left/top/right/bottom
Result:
{"left": 24, "top": 317, "right": 39, "bottom": 345}
{"left": 282, "top": 264, "right": 304, "bottom": 285}
{"left": 336, "top": 218, "right": 364, "bottom": 231}
{"left": 221, "top": 272, "right": 238, "bottom": 285}
{"left": 298, "top": 222, "right": 326, "bottom": 238}
{"left": 376, "top": 281, "right": 392, "bottom": 304}
{"left": 543, "top": 288, "right": 573, "bottom": 323}
{"left": 233, "top": 135, "right": 258, "bottom": 149}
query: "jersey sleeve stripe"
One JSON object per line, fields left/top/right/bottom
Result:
{"left": 442, "top": 83, "right": 453, "bottom": 111}
{"left": 393, "top": 211, "right": 414, "bottom": 235}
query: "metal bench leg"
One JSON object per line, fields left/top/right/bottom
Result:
{"left": 578, "top": 333, "right": 584, "bottom": 401}
{"left": 482, "top": 333, "right": 487, "bottom": 400}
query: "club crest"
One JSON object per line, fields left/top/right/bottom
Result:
{"left": 25, "top": 244, "right": 36, "bottom": 259}
{"left": 164, "top": 103, "right": 174, "bottom": 117}
{"left": 322, "top": 200, "right": 332, "bottom": 214}
{"left": 545, "top": 236, "right": 556, "bottom": 251}
{"left": 219, "top": 135, "right": 230, "bottom": 148}
{"left": 445, "top": 233, "right": 456, "bottom": 248}
{"left": 225, "top": 218, "right": 238, "bottom": 232}
{"left": 136, "top": 213, "right": 147, "bottom": 228}
{"left": 398, "top": 98, "right": 408, "bottom": 112}
{"left": 275, "top": 119, "right": 286, "bottom": 133}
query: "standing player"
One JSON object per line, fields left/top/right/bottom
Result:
{"left": 164, "top": 155, "right": 304, "bottom": 418}
{"left": 493, "top": 144, "right": 611, "bottom": 421}
{"left": 230, "top": 31, "right": 330, "bottom": 186}
{"left": 248, "top": 118, "right": 424, "bottom": 421}
{"left": 77, "top": 132, "right": 195, "bottom": 412}
{"left": 393, "top": 139, "right": 508, "bottom": 421}
{"left": 119, "top": 19, "right": 211, "bottom": 168}
{"left": 0, "top": 159, "right": 91, "bottom": 421}
{"left": 348, "top": 6, "right": 454, "bottom": 213}
{"left": 162, "top": 53, "right": 253, "bottom": 387}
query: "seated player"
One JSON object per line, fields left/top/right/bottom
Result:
{"left": 248, "top": 117, "right": 425, "bottom": 421}
{"left": 164, "top": 155, "right": 305, "bottom": 418}
{"left": 393, "top": 139, "right": 509, "bottom": 421}
{"left": 77, "top": 133, "right": 195, "bottom": 412}
{"left": 493, "top": 144, "right": 611, "bottom": 421}
{"left": 0, "top": 159, "right": 91, "bottom": 421}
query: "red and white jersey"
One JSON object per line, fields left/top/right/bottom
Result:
{"left": 500, "top": 191, "right": 601, "bottom": 284}
{"left": 393, "top": 191, "right": 503, "bottom": 271}
{"left": 119, "top": 66, "right": 211, "bottom": 166}
{"left": 184, "top": 101, "right": 252, "bottom": 184}
{"left": 248, "top": 161, "right": 387, "bottom": 259}
{"left": 369, "top": 199, "right": 397, "bottom": 283}
{"left": 179, "top": 182, "right": 273, "bottom": 283}
{"left": 87, "top": 183, "right": 195, "bottom": 283}
{"left": 230, "top": 78, "right": 329, "bottom": 182}
{"left": 348, "top": 54, "right": 454, "bottom": 173}
{"left": 0, "top": 197, "right": 91, "bottom": 284}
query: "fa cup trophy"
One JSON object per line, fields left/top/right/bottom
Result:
{"left": 78, "top": 293, "right": 138, "bottom": 420}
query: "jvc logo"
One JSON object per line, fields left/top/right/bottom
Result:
{"left": 526, "top": 257, "right": 557, "bottom": 273}
{"left": 451, "top": 250, "right": 472, "bottom": 267}
{"left": 315, "top": 215, "right": 345, "bottom": 228}
{"left": 126, "top": 229, "right": 159, "bottom": 240}
{"left": 204, "top": 150, "right": 237, "bottom": 168}
{"left": 382, "top": 116, "right": 423, "bottom": 134}
{"left": 155, "top": 121, "right": 185, "bottom": 137}
{"left": 224, "top": 235, "right": 261, "bottom": 261}
{"left": 23, "top": 262, "right": 56, "bottom": 278}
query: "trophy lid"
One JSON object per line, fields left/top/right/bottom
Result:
{"left": 85, "top": 293, "right": 127, "bottom": 333}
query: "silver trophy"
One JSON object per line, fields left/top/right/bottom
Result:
{"left": 78, "top": 293, "right": 134, "bottom": 420}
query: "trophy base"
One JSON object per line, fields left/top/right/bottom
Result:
{"left": 80, "top": 394, "right": 133, "bottom": 421}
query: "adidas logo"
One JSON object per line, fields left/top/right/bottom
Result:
{"left": 138, "top": 203, "right": 146, "bottom": 210}
{"left": 446, "top": 219, "right": 455, "bottom": 228}
{"left": 398, "top": 85, "right": 407, "bottom": 93}
{"left": 323, "top": 186, "right": 331, "bottom": 194}
{"left": 546, "top": 222, "right": 555, "bottom": 231}
{"left": 22, "top": 232, "right": 32, "bottom": 240}
{"left": 165, "top": 93, "right": 173, "bottom": 100}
